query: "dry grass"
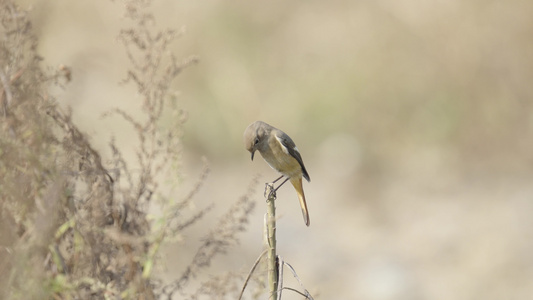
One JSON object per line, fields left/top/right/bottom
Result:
{"left": 0, "top": 1, "right": 257, "bottom": 299}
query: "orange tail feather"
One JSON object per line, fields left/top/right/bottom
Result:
{"left": 290, "top": 177, "right": 310, "bottom": 226}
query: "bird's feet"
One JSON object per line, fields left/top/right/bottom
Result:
{"left": 264, "top": 182, "right": 277, "bottom": 200}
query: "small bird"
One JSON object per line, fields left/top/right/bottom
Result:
{"left": 243, "top": 121, "right": 311, "bottom": 226}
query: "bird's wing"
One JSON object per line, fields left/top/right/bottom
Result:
{"left": 276, "top": 132, "right": 310, "bottom": 182}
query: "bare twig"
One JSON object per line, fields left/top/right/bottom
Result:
{"left": 283, "top": 287, "right": 312, "bottom": 299}
{"left": 282, "top": 261, "right": 314, "bottom": 299}
{"left": 265, "top": 183, "right": 278, "bottom": 300}
{"left": 238, "top": 249, "right": 268, "bottom": 300}
{"left": 277, "top": 254, "right": 284, "bottom": 299}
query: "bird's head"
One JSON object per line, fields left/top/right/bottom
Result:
{"left": 243, "top": 121, "right": 269, "bottom": 160}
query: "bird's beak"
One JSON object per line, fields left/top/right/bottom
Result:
{"left": 251, "top": 150, "right": 255, "bottom": 161}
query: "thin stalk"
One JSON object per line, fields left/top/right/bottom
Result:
{"left": 266, "top": 184, "right": 278, "bottom": 300}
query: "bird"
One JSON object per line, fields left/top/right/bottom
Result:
{"left": 243, "top": 121, "right": 311, "bottom": 226}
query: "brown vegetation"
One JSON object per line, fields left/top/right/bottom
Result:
{"left": 0, "top": 1, "right": 257, "bottom": 299}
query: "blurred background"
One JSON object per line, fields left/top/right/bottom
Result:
{"left": 18, "top": 0, "right": 533, "bottom": 299}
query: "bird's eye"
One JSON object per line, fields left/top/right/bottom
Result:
{"left": 254, "top": 138, "right": 259, "bottom": 145}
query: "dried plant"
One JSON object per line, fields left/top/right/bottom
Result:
{"left": 161, "top": 179, "right": 257, "bottom": 299}
{"left": 0, "top": 0, "right": 256, "bottom": 299}
{"left": 0, "top": 2, "right": 66, "bottom": 298}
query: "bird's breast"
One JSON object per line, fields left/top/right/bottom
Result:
{"left": 260, "top": 140, "right": 302, "bottom": 178}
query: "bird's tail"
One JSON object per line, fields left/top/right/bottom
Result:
{"left": 290, "top": 177, "right": 310, "bottom": 226}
